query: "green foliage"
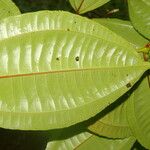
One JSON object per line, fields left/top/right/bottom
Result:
{"left": 69, "top": 0, "right": 110, "bottom": 14}
{"left": 0, "top": 0, "right": 150, "bottom": 149}
{"left": 128, "top": 0, "right": 150, "bottom": 39}
{"left": 93, "top": 19, "right": 148, "bottom": 48}
{"left": 0, "top": 0, "right": 20, "bottom": 20}
{"left": 88, "top": 98, "right": 132, "bottom": 138}
{"left": 127, "top": 76, "right": 150, "bottom": 149}
{"left": 46, "top": 132, "right": 135, "bottom": 150}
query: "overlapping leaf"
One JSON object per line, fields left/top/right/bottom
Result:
{"left": 69, "top": 0, "right": 110, "bottom": 14}
{"left": 128, "top": 0, "right": 150, "bottom": 39}
{"left": 88, "top": 99, "right": 132, "bottom": 138}
{"left": 0, "top": 0, "right": 20, "bottom": 20}
{"left": 0, "top": 11, "right": 149, "bottom": 130}
{"left": 46, "top": 132, "right": 135, "bottom": 150}
{"left": 93, "top": 18, "right": 148, "bottom": 48}
{"left": 127, "top": 75, "right": 150, "bottom": 149}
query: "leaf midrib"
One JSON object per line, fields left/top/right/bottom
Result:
{"left": 0, "top": 65, "right": 149, "bottom": 79}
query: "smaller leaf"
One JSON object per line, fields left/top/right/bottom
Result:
{"left": 128, "top": 0, "right": 150, "bottom": 39}
{"left": 88, "top": 97, "right": 132, "bottom": 138}
{"left": 0, "top": 0, "right": 20, "bottom": 20}
{"left": 93, "top": 18, "right": 148, "bottom": 48}
{"left": 46, "top": 132, "right": 135, "bottom": 150}
{"left": 127, "top": 74, "right": 150, "bottom": 149}
{"left": 69, "top": 0, "right": 110, "bottom": 14}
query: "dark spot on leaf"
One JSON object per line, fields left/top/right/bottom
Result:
{"left": 126, "top": 74, "right": 128, "bottom": 76}
{"left": 74, "top": 21, "right": 77, "bottom": 24}
{"left": 145, "top": 43, "right": 150, "bottom": 48}
{"left": 126, "top": 83, "right": 132, "bottom": 88}
{"left": 56, "top": 57, "right": 60, "bottom": 61}
{"left": 67, "top": 28, "right": 70, "bottom": 31}
{"left": 75, "top": 56, "right": 79, "bottom": 61}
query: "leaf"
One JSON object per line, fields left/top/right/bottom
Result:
{"left": 93, "top": 18, "right": 148, "bottom": 48}
{"left": 46, "top": 132, "right": 135, "bottom": 150}
{"left": 0, "top": 11, "right": 133, "bottom": 52}
{"left": 46, "top": 132, "right": 91, "bottom": 150}
{"left": 88, "top": 98, "right": 132, "bottom": 138}
{"left": 0, "top": 11, "right": 149, "bottom": 130}
{"left": 69, "top": 0, "right": 110, "bottom": 14}
{"left": 0, "top": 0, "right": 20, "bottom": 20}
{"left": 0, "top": 29, "right": 149, "bottom": 131}
{"left": 128, "top": 0, "right": 150, "bottom": 39}
{"left": 127, "top": 74, "right": 150, "bottom": 149}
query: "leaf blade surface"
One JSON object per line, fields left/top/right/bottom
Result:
{"left": 128, "top": 0, "right": 150, "bottom": 39}
{"left": 0, "top": 0, "right": 20, "bottom": 20}
{"left": 0, "top": 30, "right": 149, "bottom": 130}
{"left": 69, "top": 0, "right": 110, "bottom": 14}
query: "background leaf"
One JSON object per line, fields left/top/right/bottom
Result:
{"left": 46, "top": 132, "right": 91, "bottom": 150}
{"left": 69, "top": 0, "right": 110, "bottom": 14}
{"left": 88, "top": 18, "right": 149, "bottom": 139}
{"left": 127, "top": 73, "right": 150, "bottom": 149}
{"left": 46, "top": 132, "right": 135, "bottom": 150}
{"left": 88, "top": 97, "right": 132, "bottom": 138}
{"left": 128, "top": 0, "right": 150, "bottom": 39}
{"left": 0, "top": 0, "right": 20, "bottom": 20}
{"left": 93, "top": 18, "right": 148, "bottom": 48}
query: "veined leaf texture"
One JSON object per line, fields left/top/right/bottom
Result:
{"left": 69, "top": 0, "right": 110, "bottom": 14}
{"left": 128, "top": 0, "right": 150, "bottom": 39}
{"left": 0, "top": 11, "right": 149, "bottom": 130}
{"left": 46, "top": 132, "right": 135, "bottom": 150}
{"left": 0, "top": 0, "right": 20, "bottom": 20}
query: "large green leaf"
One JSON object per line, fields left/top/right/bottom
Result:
{"left": 0, "top": 11, "right": 149, "bottom": 130}
{"left": 128, "top": 0, "right": 150, "bottom": 39}
{"left": 127, "top": 74, "right": 150, "bottom": 149}
{"left": 0, "top": 11, "right": 133, "bottom": 51}
{"left": 69, "top": 0, "right": 110, "bottom": 14}
{"left": 88, "top": 99, "right": 132, "bottom": 138}
{"left": 0, "top": 29, "right": 149, "bottom": 130}
{"left": 46, "top": 132, "right": 135, "bottom": 150}
{"left": 0, "top": 0, "right": 20, "bottom": 20}
{"left": 93, "top": 18, "right": 148, "bottom": 48}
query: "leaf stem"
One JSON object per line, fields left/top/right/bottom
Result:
{"left": 76, "top": 0, "right": 84, "bottom": 14}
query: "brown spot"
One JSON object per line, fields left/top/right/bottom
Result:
{"left": 56, "top": 57, "right": 60, "bottom": 61}
{"left": 75, "top": 56, "right": 79, "bottom": 61}
{"left": 145, "top": 43, "right": 150, "bottom": 48}
{"left": 126, "top": 83, "right": 132, "bottom": 88}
